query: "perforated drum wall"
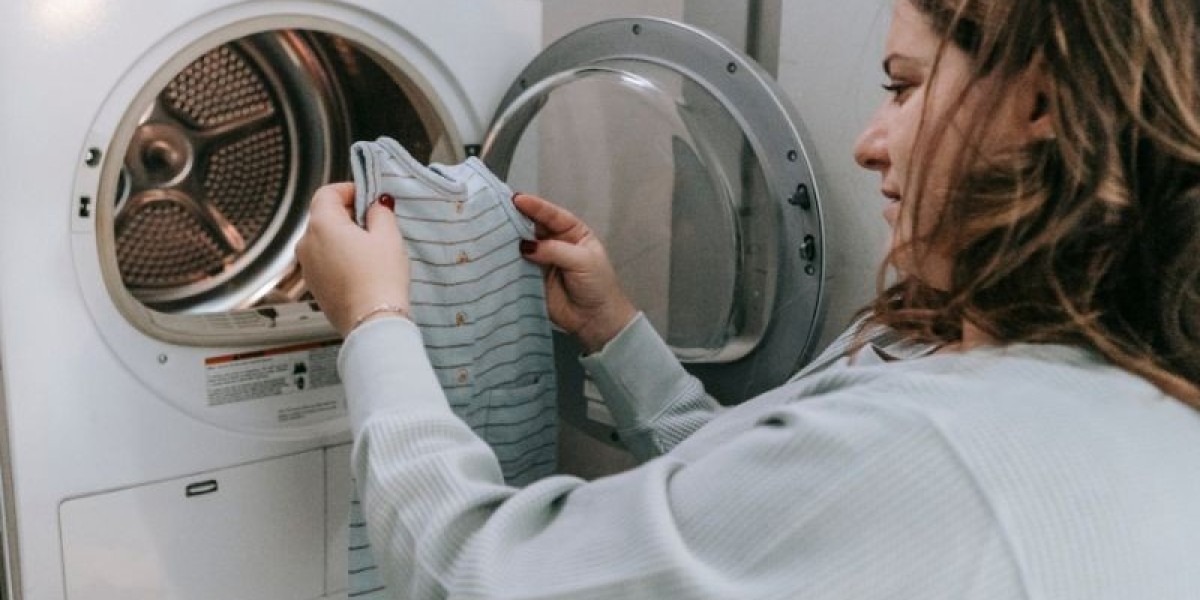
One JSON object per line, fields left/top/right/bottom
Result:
{"left": 112, "top": 30, "right": 451, "bottom": 314}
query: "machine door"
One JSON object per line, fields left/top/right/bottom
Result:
{"left": 481, "top": 18, "right": 826, "bottom": 435}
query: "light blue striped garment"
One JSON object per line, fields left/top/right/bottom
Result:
{"left": 345, "top": 137, "right": 557, "bottom": 598}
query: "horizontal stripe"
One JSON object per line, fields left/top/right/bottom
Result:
{"left": 460, "top": 405, "right": 553, "bottom": 427}
{"left": 495, "top": 440, "right": 556, "bottom": 461}
{"left": 441, "top": 367, "right": 552, "bottom": 391}
{"left": 487, "top": 403, "right": 556, "bottom": 428}
{"left": 504, "top": 459, "right": 558, "bottom": 486}
{"left": 412, "top": 255, "right": 525, "bottom": 288}
{"left": 349, "top": 565, "right": 378, "bottom": 575}
{"left": 372, "top": 192, "right": 470, "bottom": 204}
{"left": 475, "top": 314, "right": 550, "bottom": 344}
{"left": 410, "top": 235, "right": 513, "bottom": 268}
{"left": 492, "top": 427, "right": 557, "bottom": 453}
{"left": 476, "top": 332, "right": 554, "bottom": 362}
{"left": 398, "top": 202, "right": 500, "bottom": 224}
{"left": 479, "top": 371, "right": 555, "bottom": 394}
{"left": 349, "top": 543, "right": 370, "bottom": 551}
{"left": 500, "top": 443, "right": 557, "bottom": 464}
{"left": 422, "top": 317, "right": 550, "bottom": 355}
{"left": 431, "top": 360, "right": 474, "bottom": 371}
{"left": 424, "top": 342, "right": 476, "bottom": 355}
{"left": 379, "top": 168, "right": 482, "bottom": 188}
{"left": 410, "top": 274, "right": 543, "bottom": 308}
{"left": 417, "top": 301, "right": 545, "bottom": 329}
{"left": 349, "top": 585, "right": 388, "bottom": 597}
{"left": 500, "top": 449, "right": 558, "bottom": 472}
{"left": 474, "top": 352, "right": 555, "bottom": 380}
{"left": 429, "top": 357, "right": 549, "bottom": 376}
{"left": 456, "top": 384, "right": 554, "bottom": 421}
{"left": 472, "top": 295, "right": 546, "bottom": 322}
{"left": 503, "top": 452, "right": 557, "bottom": 472}
{"left": 377, "top": 176, "right": 485, "bottom": 201}
{"left": 405, "top": 219, "right": 508, "bottom": 246}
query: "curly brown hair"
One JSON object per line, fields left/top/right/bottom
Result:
{"left": 866, "top": 0, "right": 1200, "bottom": 406}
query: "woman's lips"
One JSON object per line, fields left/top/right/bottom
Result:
{"left": 883, "top": 202, "right": 900, "bottom": 225}
{"left": 882, "top": 190, "right": 901, "bottom": 225}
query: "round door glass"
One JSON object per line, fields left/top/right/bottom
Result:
{"left": 491, "top": 59, "right": 777, "bottom": 362}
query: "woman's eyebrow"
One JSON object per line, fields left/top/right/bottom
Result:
{"left": 883, "top": 54, "right": 926, "bottom": 76}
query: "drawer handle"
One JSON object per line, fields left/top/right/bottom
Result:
{"left": 185, "top": 479, "right": 219, "bottom": 498}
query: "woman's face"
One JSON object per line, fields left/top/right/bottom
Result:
{"left": 854, "top": 0, "right": 1035, "bottom": 287}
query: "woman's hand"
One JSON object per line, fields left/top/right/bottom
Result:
{"left": 514, "top": 194, "right": 637, "bottom": 353}
{"left": 296, "top": 183, "right": 410, "bottom": 337}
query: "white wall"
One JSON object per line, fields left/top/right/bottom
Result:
{"left": 777, "top": 0, "right": 893, "bottom": 346}
{"left": 545, "top": 0, "right": 750, "bottom": 48}
{"left": 545, "top": 0, "right": 684, "bottom": 43}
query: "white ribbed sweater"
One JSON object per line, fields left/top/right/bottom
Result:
{"left": 340, "top": 313, "right": 1200, "bottom": 599}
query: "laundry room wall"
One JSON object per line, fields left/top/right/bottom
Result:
{"left": 545, "top": 0, "right": 749, "bottom": 53}
{"left": 776, "top": 0, "right": 893, "bottom": 347}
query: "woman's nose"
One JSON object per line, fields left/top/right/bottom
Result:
{"left": 854, "top": 113, "right": 889, "bottom": 172}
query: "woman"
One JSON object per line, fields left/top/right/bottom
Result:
{"left": 296, "top": 0, "right": 1200, "bottom": 597}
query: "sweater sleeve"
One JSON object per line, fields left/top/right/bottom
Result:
{"left": 578, "top": 313, "right": 725, "bottom": 460}
{"left": 338, "top": 318, "right": 1024, "bottom": 600}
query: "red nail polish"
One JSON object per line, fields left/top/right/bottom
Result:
{"left": 378, "top": 194, "right": 395, "bottom": 210}
{"left": 519, "top": 240, "right": 538, "bottom": 255}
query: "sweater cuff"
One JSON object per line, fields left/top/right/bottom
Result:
{"left": 337, "top": 316, "right": 449, "bottom": 435}
{"left": 578, "top": 313, "right": 693, "bottom": 432}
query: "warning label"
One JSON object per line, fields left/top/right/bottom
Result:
{"left": 205, "top": 340, "right": 342, "bottom": 413}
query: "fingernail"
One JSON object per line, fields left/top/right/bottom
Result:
{"left": 377, "top": 194, "right": 395, "bottom": 210}
{"left": 519, "top": 240, "right": 538, "bottom": 255}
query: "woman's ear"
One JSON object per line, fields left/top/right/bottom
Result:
{"left": 1021, "top": 63, "right": 1056, "bottom": 141}
{"left": 1028, "top": 91, "right": 1055, "bottom": 140}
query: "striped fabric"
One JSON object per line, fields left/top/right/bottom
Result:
{"left": 344, "top": 137, "right": 557, "bottom": 598}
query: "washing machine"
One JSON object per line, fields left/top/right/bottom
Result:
{"left": 0, "top": 1, "right": 827, "bottom": 598}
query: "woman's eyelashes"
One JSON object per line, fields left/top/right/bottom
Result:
{"left": 882, "top": 81, "right": 916, "bottom": 103}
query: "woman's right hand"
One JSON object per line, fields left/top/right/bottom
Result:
{"left": 514, "top": 194, "right": 637, "bottom": 353}
{"left": 296, "top": 183, "right": 411, "bottom": 337}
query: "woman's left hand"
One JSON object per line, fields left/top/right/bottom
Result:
{"left": 296, "top": 182, "right": 410, "bottom": 337}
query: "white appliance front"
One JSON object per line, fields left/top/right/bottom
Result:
{"left": 0, "top": 1, "right": 540, "bottom": 598}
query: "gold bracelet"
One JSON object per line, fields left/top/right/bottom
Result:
{"left": 349, "top": 303, "right": 411, "bottom": 332}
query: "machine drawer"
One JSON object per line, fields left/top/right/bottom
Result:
{"left": 60, "top": 450, "right": 325, "bottom": 600}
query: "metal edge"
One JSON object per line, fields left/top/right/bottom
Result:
{"left": 482, "top": 17, "right": 829, "bottom": 385}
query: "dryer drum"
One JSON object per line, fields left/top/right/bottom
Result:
{"left": 111, "top": 30, "right": 442, "bottom": 314}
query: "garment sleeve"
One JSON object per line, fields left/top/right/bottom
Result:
{"left": 578, "top": 313, "right": 725, "bottom": 460}
{"left": 339, "top": 318, "right": 1022, "bottom": 600}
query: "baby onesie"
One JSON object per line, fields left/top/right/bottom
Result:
{"left": 345, "top": 137, "right": 557, "bottom": 598}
